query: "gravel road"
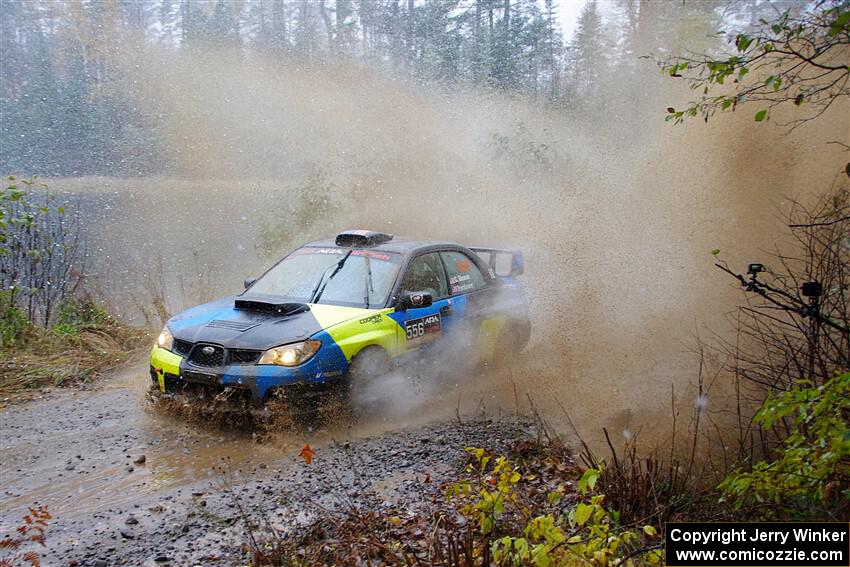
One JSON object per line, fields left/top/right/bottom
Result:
{"left": 1, "top": 360, "right": 535, "bottom": 566}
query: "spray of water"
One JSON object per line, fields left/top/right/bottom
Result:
{"left": 52, "top": 45, "right": 848, "bottom": 448}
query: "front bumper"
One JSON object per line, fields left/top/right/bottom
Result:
{"left": 149, "top": 346, "right": 346, "bottom": 402}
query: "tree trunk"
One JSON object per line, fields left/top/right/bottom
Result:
{"left": 180, "top": 0, "right": 190, "bottom": 43}
{"left": 406, "top": 0, "right": 414, "bottom": 61}
{"left": 319, "top": 0, "right": 334, "bottom": 51}
{"left": 271, "top": 0, "right": 287, "bottom": 49}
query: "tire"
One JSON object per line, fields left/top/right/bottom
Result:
{"left": 512, "top": 319, "right": 532, "bottom": 354}
{"left": 346, "top": 346, "right": 391, "bottom": 413}
{"left": 492, "top": 318, "right": 531, "bottom": 364}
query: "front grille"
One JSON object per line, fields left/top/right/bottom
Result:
{"left": 230, "top": 349, "right": 262, "bottom": 365}
{"left": 188, "top": 344, "right": 225, "bottom": 367}
{"left": 174, "top": 340, "right": 260, "bottom": 367}
{"left": 172, "top": 339, "right": 193, "bottom": 357}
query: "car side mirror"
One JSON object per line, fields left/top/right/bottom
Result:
{"left": 396, "top": 291, "right": 433, "bottom": 311}
{"left": 244, "top": 277, "right": 257, "bottom": 290}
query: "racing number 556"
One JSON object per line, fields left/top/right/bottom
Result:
{"left": 404, "top": 314, "right": 441, "bottom": 345}
{"left": 406, "top": 321, "right": 425, "bottom": 339}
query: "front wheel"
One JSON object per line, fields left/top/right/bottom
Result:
{"left": 346, "top": 346, "right": 391, "bottom": 413}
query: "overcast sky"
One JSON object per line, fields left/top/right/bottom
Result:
{"left": 559, "top": 0, "right": 589, "bottom": 41}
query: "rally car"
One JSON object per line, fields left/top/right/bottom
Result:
{"left": 149, "top": 230, "right": 530, "bottom": 405}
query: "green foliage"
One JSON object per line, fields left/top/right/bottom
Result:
{"left": 493, "top": 467, "right": 661, "bottom": 566}
{"left": 447, "top": 447, "right": 523, "bottom": 535}
{"left": 0, "top": 290, "right": 30, "bottom": 349}
{"left": 660, "top": 1, "right": 850, "bottom": 126}
{"left": 448, "top": 449, "right": 662, "bottom": 566}
{"left": 255, "top": 170, "right": 341, "bottom": 259}
{"left": 719, "top": 372, "right": 850, "bottom": 518}
{"left": 53, "top": 299, "right": 112, "bottom": 338}
{"left": 0, "top": 176, "right": 29, "bottom": 257}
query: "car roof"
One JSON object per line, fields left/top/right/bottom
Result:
{"left": 303, "top": 236, "right": 462, "bottom": 256}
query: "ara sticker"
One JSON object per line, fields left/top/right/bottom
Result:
{"left": 404, "top": 314, "right": 441, "bottom": 345}
{"left": 350, "top": 250, "right": 393, "bottom": 261}
{"left": 293, "top": 247, "right": 345, "bottom": 256}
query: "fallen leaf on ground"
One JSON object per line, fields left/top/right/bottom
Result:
{"left": 300, "top": 444, "right": 315, "bottom": 465}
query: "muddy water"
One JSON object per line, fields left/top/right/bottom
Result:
{"left": 0, "top": 361, "right": 292, "bottom": 523}
{"left": 0, "top": 356, "right": 516, "bottom": 528}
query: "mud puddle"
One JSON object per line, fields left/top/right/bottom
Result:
{"left": 0, "top": 362, "right": 284, "bottom": 524}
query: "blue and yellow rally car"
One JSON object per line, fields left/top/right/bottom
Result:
{"left": 149, "top": 230, "right": 530, "bottom": 405}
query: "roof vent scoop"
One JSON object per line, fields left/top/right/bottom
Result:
{"left": 335, "top": 230, "right": 394, "bottom": 248}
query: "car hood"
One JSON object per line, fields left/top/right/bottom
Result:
{"left": 167, "top": 295, "right": 371, "bottom": 351}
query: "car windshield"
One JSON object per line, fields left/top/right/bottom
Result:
{"left": 248, "top": 247, "right": 402, "bottom": 308}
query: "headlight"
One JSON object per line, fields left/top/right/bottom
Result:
{"left": 258, "top": 340, "right": 321, "bottom": 367}
{"left": 157, "top": 326, "right": 174, "bottom": 351}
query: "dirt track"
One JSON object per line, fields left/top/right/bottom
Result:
{"left": 0, "top": 360, "right": 534, "bottom": 566}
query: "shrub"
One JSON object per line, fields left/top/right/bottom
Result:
{"left": 0, "top": 290, "right": 30, "bottom": 349}
{"left": 0, "top": 177, "right": 83, "bottom": 328}
{"left": 448, "top": 448, "right": 663, "bottom": 566}
{"left": 53, "top": 298, "right": 111, "bottom": 337}
{"left": 720, "top": 372, "right": 850, "bottom": 519}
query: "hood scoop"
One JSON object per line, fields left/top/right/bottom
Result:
{"left": 234, "top": 296, "right": 310, "bottom": 315}
{"left": 206, "top": 319, "right": 261, "bottom": 331}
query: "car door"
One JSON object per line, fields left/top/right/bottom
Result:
{"left": 393, "top": 252, "right": 454, "bottom": 353}
{"left": 439, "top": 250, "right": 504, "bottom": 359}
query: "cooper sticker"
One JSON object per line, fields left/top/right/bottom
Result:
{"left": 359, "top": 314, "right": 383, "bottom": 325}
{"left": 404, "top": 314, "right": 441, "bottom": 345}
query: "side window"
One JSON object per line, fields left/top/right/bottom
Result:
{"left": 399, "top": 253, "right": 449, "bottom": 299}
{"left": 442, "top": 251, "right": 486, "bottom": 295}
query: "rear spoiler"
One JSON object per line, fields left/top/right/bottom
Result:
{"left": 469, "top": 247, "right": 524, "bottom": 277}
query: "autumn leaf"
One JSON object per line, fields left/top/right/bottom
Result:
{"left": 299, "top": 444, "right": 315, "bottom": 465}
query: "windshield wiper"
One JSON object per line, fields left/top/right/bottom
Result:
{"left": 311, "top": 250, "right": 352, "bottom": 304}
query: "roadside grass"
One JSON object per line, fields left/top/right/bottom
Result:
{"left": 0, "top": 299, "right": 149, "bottom": 403}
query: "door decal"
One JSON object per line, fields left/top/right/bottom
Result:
{"left": 404, "top": 313, "right": 441, "bottom": 346}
